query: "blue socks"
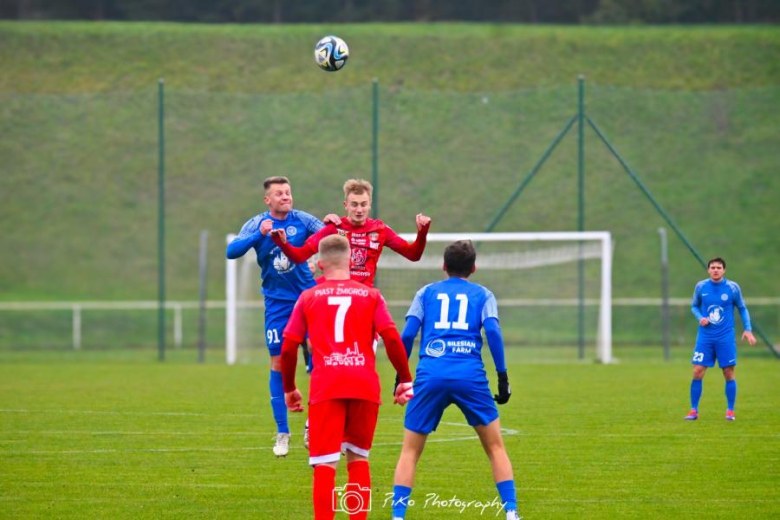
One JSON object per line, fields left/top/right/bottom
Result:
{"left": 725, "top": 380, "right": 737, "bottom": 411}
{"left": 690, "top": 379, "right": 703, "bottom": 410}
{"left": 269, "top": 370, "right": 289, "bottom": 434}
{"left": 496, "top": 479, "right": 518, "bottom": 513}
{"left": 392, "top": 485, "right": 412, "bottom": 518}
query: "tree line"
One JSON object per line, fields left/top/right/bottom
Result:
{"left": 3, "top": 0, "right": 778, "bottom": 23}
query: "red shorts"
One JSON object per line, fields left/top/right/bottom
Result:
{"left": 308, "top": 399, "right": 379, "bottom": 466}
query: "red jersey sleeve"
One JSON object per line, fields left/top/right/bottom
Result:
{"left": 384, "top": 222, "right": 430, "bottom": 261}
{"left": 272, "top": 224, "right": 338, "bottom": 264}
{"left": 380, "top": 327, "right": 412, "bottom": 383}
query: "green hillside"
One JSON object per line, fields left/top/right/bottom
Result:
{"left": 1, "top": 22, "right": 779, "bottom": 348}
{"left": 2, "top": 23, "right": 779, "bottom": 94}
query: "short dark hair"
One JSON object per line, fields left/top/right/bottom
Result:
{"left": 263, "top": 176, "right": 290, "bottom": 193}
{"left": 444, "top": 240, "right": 476, "bottom": 278}
{"left": 708, "top": 257, "right": 726, "bottom": 268}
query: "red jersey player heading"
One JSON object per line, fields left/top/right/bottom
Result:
{"left": 280, "top": 234, "right": 413, "bottom": 520}
{"left": 270, "top": 178, "right": 431, "bottom": 287}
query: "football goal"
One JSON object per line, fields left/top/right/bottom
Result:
{"left": 226, "top": 231, "right": 613, "bottom": 364}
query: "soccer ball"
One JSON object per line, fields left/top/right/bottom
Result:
{"left": 314, "top": 36, "right": 349, "bottom": 72}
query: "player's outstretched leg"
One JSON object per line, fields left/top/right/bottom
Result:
{"left": 392, "top": 429, "right": 428, "bottom": 519}
{"left": 474, "top": 419, "right": 519, "bottom": 520}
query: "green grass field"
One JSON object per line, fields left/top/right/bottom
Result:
{"left": 1, "top": 350, "right": 778, "bottom": 519}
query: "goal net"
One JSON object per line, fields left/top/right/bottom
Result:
{"left": 226, "top": 231, "right": 612, "bottom": 364}
{"left": 376, "top": 232, "right": 613, "bottom": 363}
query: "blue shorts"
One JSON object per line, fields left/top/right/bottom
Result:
{"left": 693, "top": 334, "right": 737, "bottom": 368}
{"left": 404, "top": 378, "right": 499, "bottom": 435}
{"left": 264, "top": 299, "right": 296, "bottom": 357}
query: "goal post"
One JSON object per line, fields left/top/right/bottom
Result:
{"left": 386, "top": 232, "right": 613, "bottom": 363}
{"left": 226, "top": 231, "right": 613, "bottom": 364}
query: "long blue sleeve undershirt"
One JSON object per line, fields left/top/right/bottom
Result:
{"left": 484, "top": 317, "right": 507, "bottom": 373}
{"left": 226, "top": 231, "right": 277, "bottom": 261}
{"left": 400, "top": 316, "right": 421, "bottom": 359}
{"left": 226, "top": 232, "right": 260, "bottom": 259}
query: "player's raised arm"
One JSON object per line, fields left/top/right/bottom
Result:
{"left": 226, "top": 218, "right": 272, "bottom": 259}
{"left": 384, "top": 214, "right": 431, "bottom": 261}
{"left": 270, "top": 224, "right": 336, "bottom": 264}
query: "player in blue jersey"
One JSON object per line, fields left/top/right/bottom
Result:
{"left": 685, "top": 258, "right": 755, "bottom": 422}
{"left": 390, "top": 240, "right": 520, "bottom": 520}
{"left": 226, "top": 176, "right": 324, "bottom": 456}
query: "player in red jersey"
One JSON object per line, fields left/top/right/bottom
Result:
{"left": 270, "top": 178, "right": 431, "bottom": 287}
{"left": 280, "top": 234, "right": 414, "bottom": 520}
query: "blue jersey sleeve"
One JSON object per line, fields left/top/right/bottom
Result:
{"left": 691, "top": 282, "right": 705, "bottom": 321}
{"left": 406, "top": 285, "right": 428, "bottom": 322}
{"left": 401, "top": 316, "right": 422, "bottom": 359}
{"left": 481, "top": 289, "right": 506, "bottom": 372}
{"left": 227, "top": 217, "right": 262, "bottom": 259}
{"left": 481, "top": 289, "right": 500, "bottom": 321}
{"left": 732, "top": 283, "right": 752, "bottom": 331}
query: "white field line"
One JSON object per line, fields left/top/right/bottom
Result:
{"left": 0, "top": 409, "right": 261, "bottom": 418}
{"left": 0, "top": 420, "right": 519, "bottom": 455}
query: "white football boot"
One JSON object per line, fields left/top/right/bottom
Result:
{"left": 273, "top": 433, "right": 291, "bottom": 457}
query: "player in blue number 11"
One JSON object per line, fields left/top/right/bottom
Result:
{"left": 685, "top": 257, "right": 755, "bottom": 422}
{"left": 390, "top": 240, "right": 520, "bottom": 520}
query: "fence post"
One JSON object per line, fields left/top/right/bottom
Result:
{"left": 174, "top": 303, "right": 182, "bottom": 349}
{"left": 658, "top": 228, "right": 671, "bottom": 360}
{"left": 371, "top": 78, "right": 379, "bottom": 219}
{"left": 577, "top": 75, "right": 586, "bottom": 360}
{"left": 157, "top": 77, "right": 166, "bottom": 362}
{"left": 72, "top": 304, "right": 81, "bottom": 350}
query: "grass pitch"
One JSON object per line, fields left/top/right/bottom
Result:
{"left": 1, "top": 349, "right": 778, "bottom": 519}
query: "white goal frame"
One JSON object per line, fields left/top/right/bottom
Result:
{"left": 226, "top": 231, "right": 613, "bottom": 365}
{"left": 395, "top": 232, "right": 613, "bottom": 364}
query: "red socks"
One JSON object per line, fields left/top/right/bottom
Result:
{"left": 347, "top": 460, "right": 371, "bottom": 520}
{"left": 313, "top": 465, "right": 336, "bottom": 520}
{"left": 313, "top": 461, "right": 371, "bottom": 519}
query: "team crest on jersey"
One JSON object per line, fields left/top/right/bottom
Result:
{"left": 273, "top": 252, "right": 294, "bottom": 274}
{"left": 707, "top": 305, "right": 725, "bottom": 325}
{"left": 337, "top": 229, "right": 348, "bottom": 237}
{"left": 286, "top": 226, "right": 297, "bottom": 237}
{"left": 721, "top": 293, "right": 728, "bottom": 301}
{"left": 369, "top": 232, "right": 379, "bottom": 241}
{"left": 425, "top": 339, "right": 446, "bottom": 358}
{"left": 351, "top": 248, "right": 367, "bottom": 267}
{"left": 323, "top": 347, "right": 365, "bottom": 367}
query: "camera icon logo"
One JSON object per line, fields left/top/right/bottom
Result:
{"left": 332, "top": 483, "right": 371, "bottom": 514}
